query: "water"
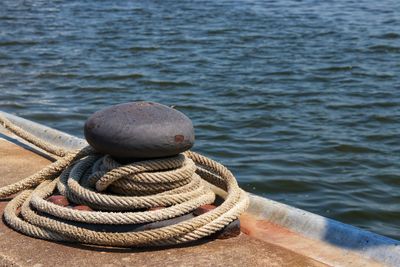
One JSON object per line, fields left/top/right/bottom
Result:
{"left": 1, "top": 0, "right": 399, "bottom": 239}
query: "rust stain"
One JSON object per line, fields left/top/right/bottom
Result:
{"left": 255, "top": 220, "right": 293, "bottom": 235}
{"left": 240, "top": 213, "right": 296, "bottom": 241}
{"left": 174, "top": 134, "right": 184, "bottom": 143}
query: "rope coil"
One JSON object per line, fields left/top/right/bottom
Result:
{"left": 0, "top": 114, "right": 249, "bottom": 247}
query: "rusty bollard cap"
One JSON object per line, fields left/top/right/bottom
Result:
{"left": 84, "top": 101, "right": 195, "bottom": 158}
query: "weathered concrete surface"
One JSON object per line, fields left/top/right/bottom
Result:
{"left": 0, "top": 136, "right": 325, "bottom": 267}
{"left": 240, "top": 214, "right": 384, "bottom": 267}
{"left": 0, "top": 139, "right": 51, "bottom": 187}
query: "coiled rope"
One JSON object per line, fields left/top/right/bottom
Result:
{"left": 0, "top": 115, "right": 249, "bottom": 247}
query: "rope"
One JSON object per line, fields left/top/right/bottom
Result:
{"left": 0, "top": 114, "right": 249, "bottom": 247}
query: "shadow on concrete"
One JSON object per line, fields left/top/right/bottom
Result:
{"left": 59, "top": 237, "right": 214, "bottom": 253}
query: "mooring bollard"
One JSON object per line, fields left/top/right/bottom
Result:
{"left": 84, "top": 101, "right": 195, "bottom": 159}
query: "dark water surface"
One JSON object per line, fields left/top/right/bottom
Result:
{"left": 1, "top": 0, "right": 399, "bottom": 239}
